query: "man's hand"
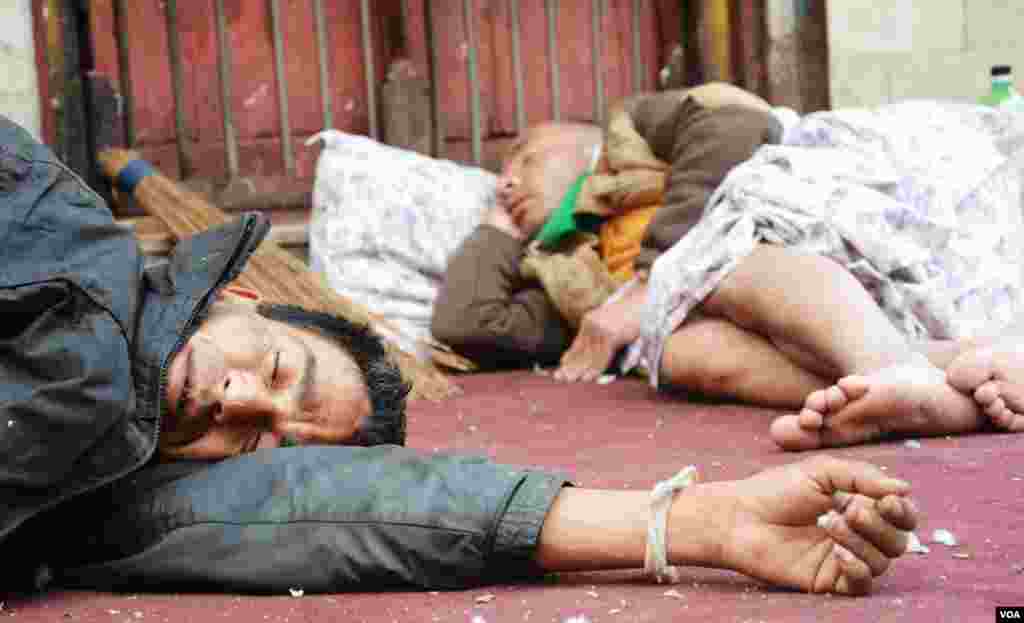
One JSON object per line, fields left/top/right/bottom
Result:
{"left": 554, "top": 280, "right": 646, "bottom": 382}
{"left": 482, "top": 202, "right": 525, "bottom": 241}
{"left": 708, "top": 455, "right": 917, "bottom": 595}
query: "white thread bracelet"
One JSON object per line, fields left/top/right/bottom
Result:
{"left": 644, "top": 465, "right": 699, "bottom": 584}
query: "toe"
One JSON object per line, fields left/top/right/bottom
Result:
{"left": 974, "top": 380, "right": 1001, "bottom": 406}
{"left": 988, "top": 380, "right": 1024, "bottom": 432}
{"left": 804, "top": 389, "right": 829, "bottom": 414}
{"left": 798, "top": 408, "right": 824, "bottom": 430}
{"left": 947, "top": 348, "right": 996, "bottom": 393}
{"left": 825, "top": 385, "right": 849, "bottom": 413}
{"left": 990, "top": 405, "right": 1016, "bottom": 430}
{"left": 771, "top": 414, "right": 823, "bottom": 451}
{"left": 984, "top": 396, "right": 1006, "bottom": 420}
{"left": 836, "top": 375, "right": 871, "bottom": 401}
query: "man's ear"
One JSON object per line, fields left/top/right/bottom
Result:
{"left": 217, "top": 285, "right": 263, "bottom": 308}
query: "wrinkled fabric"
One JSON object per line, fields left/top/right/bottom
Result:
{"left": 2, "top": 119, "right": 571, "bottom": 594}
{"left": 47, "top": 446, "right": 568, "bottom": 592}
{"left": 308, "top": 131, "right": 495, "bottom": 355}
{"left": 520, "top": 234, "right": 620, "bottom": 329}
{"left": 625, "top": 101, "right": 1024, "bottom": 386}
{"left": 0, "top": 114, "right": 272, "bottom": 587}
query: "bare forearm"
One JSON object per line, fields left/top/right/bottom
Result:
{"left": 533, "top": 485, "right": 727, "bottom": 572}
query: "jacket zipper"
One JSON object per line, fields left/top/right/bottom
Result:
{"left": 84, "top": 215, "right": 263, "bottom": 494}
{"left": 154, "top": 214, "right": 263, "bottom": 441}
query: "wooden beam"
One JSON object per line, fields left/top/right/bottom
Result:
{"left": 120, "top": 215, "right": 309, "bottom": 257}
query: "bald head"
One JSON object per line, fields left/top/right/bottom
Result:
{"left": 498, "top": 122, "right": 602, "bottom": 239}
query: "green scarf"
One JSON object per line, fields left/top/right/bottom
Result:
{"left": 534, "top": 173, "right": 601, "bottom": 248}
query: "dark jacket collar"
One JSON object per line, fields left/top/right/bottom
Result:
{"left": 133, "top": 214, "right": 271, "bottom": 431}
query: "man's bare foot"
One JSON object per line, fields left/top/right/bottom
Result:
{"left": 770, "top": 358, "right": 986, "bottom": 451}
{"left": 947, "top": 343, "right": 1024, "bottom": 432}
{"left": 712, "top": 456, "right": 917, "bottom": 595}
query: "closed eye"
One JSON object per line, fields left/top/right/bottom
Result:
{"left": 271, "top": 351, "right": 281, "bottom": 385}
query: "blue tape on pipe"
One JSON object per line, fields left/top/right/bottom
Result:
{"left": 116, "top": 159, "right": 155, "bottom": 194}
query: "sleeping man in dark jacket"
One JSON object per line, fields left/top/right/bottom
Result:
{"left": 1, "top": 115, "right": 918, "bottom": 596}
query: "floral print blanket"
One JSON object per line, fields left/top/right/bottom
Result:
{"left": 625, "top": 102, "right": 1024, "bottom": 387}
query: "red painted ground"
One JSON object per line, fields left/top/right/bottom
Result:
{"left": 8, "top": 371, "right": 1024, "bottom": 622}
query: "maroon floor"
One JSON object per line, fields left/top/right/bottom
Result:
{"left": 9, "top": 371, "right": 1024, "bottom": 622}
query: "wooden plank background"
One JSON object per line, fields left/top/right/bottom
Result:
{"left": 34, "top": 1, "right": 830, "bottom": 218}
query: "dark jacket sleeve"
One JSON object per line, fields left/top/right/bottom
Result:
{"left": 625, "top": 93, "right": 782, "bottom": 273}
{"left": 431, "top": 225, "right": 570, "bottom": 367}
{"left": 46, "top": 445, "right": 570, "bottom": 592}
{"left": 0, "top": 118, "right": 145, "bottom": 542}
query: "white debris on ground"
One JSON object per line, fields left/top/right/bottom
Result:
{"left": 532, "top": 364, "right": 550, "bottom": 376}
{"left": 288, "top": 588, "right": 304, "bottom": 598}
{"left": 952, "top": 552, "right": 971, "bottom": 559}
{"left": 903, "top": 439, "right": 922, "bottom": 449}
{"left": 474, "top": 593, "right": 496, "bottom": 604}
{"left": 663, "top": 589, "right": 686, "bottom": 599}
{"left": 932, "top": 529, "right": 958, "bottom": 547}
{"left": 906, "top": 532, "right": 931, "bottom": 554}
{"left": 563, "top": 616, "right": 592, "bottom": 623}
{"left": 596, "top": 374, "right": 617, "bottom": 385}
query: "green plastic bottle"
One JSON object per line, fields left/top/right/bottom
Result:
{"left": 980, "top": 65, "right": 1024, "bottom": 111}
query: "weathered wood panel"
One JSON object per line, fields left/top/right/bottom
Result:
{"left": 41, "top": 0, "right": 766, "bottom": 205}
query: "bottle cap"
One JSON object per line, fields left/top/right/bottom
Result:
{"left": 991, "top": 65, "right": 1012, "bottom": 77}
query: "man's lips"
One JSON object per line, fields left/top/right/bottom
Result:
{"left": 505, "top": 196, "right": 529, "bottom": 228}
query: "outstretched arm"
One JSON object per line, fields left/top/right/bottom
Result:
{"left": 536, "top": 455, "right": 917, "bottom": 595}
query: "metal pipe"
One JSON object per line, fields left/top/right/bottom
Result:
{"left": 312, "top": 0, "right": 333, "bottom": 129}
{"left": 632, "top": 0, "right": 643, "bottom": 94}
{"left": 462, "top": 0, "right": 482, "bottom": 165}
{"left": 545, "top": 0, "right": 560, "bottom": 121}
{"left": 591, "top": 0, "right": 605, "bottom": 124}
{"left": 269, "top": 0, "right": 295, "bottom": 174}
{"left": 163, "top": 0, "right": 193, "bottom": 177}
{"left": 510, "top": 0, "right": 526, "bottom": 134}
{"left": 359, "top": 0, "right": 379, "bottom": 140}
{"left": 424, "top": 0, "right": 443, "bottom": 157}
{"left": 213, "top": 0, "right": 239, "bottom": 178}
{"left": 112, "top": 0, "right": 134, "bottom": 146}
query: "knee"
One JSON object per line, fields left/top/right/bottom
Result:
{"left": 660, "top": 326, "right": 747, "bottom": 397}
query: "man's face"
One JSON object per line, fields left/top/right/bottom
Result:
{"left": 161, "top": 301, "right": 370, "bottom": 460}
{"left": 497, "top": 125, "right": 590, "bottom": 239}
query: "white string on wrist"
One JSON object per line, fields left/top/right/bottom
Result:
{"left": 644, "top": 465, "right": 699, "bottom": 584}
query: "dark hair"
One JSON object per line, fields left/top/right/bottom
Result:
{"left": 255, "top": 303, "right": 410, "bottom": 446}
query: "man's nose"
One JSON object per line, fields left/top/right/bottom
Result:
{"left": 217, "top": 370, "right": 283, "bottom": 424}
{"left": 496, "top": 172, "right": 520, "bottom": 201}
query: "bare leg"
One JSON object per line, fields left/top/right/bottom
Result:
{"left": 661, "top": 315, "right": 829, "bottom": 409}
{"left": 699, "top": 244, "right": 985, "bottom": 450}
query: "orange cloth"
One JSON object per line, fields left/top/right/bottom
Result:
{"left": 599, "top": 204, "right": 659, "bottom": 283}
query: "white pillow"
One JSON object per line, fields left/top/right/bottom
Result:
{"left": 307, "top": 131, "right": 496, "bottom": 354}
